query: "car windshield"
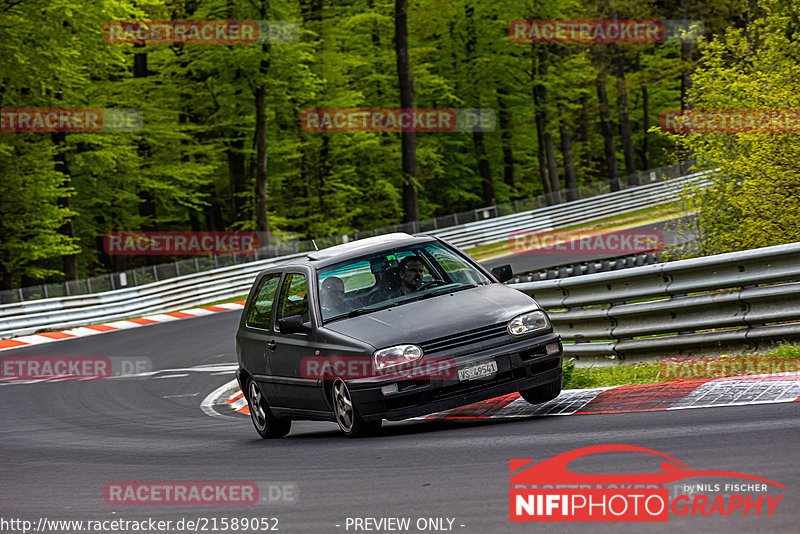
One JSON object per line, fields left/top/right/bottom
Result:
{"left": 317, "top": 242, "right": 490, "bottom": 322}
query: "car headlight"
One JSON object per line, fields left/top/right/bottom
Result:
{"left": 507, "top": 310, "right": 550, "bottom": 336}
{"left": 373, "top": 344, "right": 423, "bottom": 371}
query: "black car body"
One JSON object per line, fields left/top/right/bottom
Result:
{"left": 235, "top": 233, "right": 562, "bottom": 437}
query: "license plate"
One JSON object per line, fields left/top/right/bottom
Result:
{"left": 457, "top": 360, "right": 498, "bottom": 381}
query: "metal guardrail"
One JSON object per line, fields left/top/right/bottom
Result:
{"left": 427, "top": 171, "right": 710, "bottom": 249}
{"left": 0, "top": 254, "right": 304, "bottom": 339}
{"left": 2, "top": 163, "right": 701, "bottom": 304}
{"left": 3, "top": 234, "right": 798, "bottom": 365}
{"left": 0, "top": 171, "right": 719, "bottom": 342}
{"left": 510, "top": 251, "right": 668, "bottom": 284}
{"left": 513, "top": 241, "right": 800, "bottom": 362}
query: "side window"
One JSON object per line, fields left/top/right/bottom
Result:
{"left": 246, "top": 274, "right": 281, "bottom": 329}
{"left": 276, "top": 273, "right": 309, "bottom": 326}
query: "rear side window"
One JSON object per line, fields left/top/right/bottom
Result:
{"left": 246, "top": 274, "right": 281, "bottom": 329}
{"left": 276, "top": 273, "right": 309, "bottom": 325}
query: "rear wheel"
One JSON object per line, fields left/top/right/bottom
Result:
{"left": 331, "top": 378, "right": 382, "bottom": 438}
{"left": 519, "top": 376, "right": 562, "bottom": 405}
{"left": 246, "top": 379, "right": 291, "bottom": 439}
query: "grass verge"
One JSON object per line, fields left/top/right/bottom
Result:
{"left": 562, "top": 343, "right": 800, "bottom": 389}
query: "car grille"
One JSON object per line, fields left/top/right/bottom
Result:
{"left": 419, "top": 322, "right": 510, "bottom": 354}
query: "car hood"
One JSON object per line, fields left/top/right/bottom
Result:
{"left": 324, "top": 283, "right": 539, "bottom": 350}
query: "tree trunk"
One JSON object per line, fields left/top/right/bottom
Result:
{"left": 497, "top": 86, "right": 515, "bottom": 191}
{"left": 596, "top": 68, "right": 619, "bottom": 191}
{"left": 642, "top": 83, "right": 651, "bottom": 170}
{"left": 254, "top": 78, "right": 271, "bottom": 241}
{"left": 680, "top": 0, "right": 692, "bottom": 111}
{"left": 473, "top": 130, "right": 495, "bottom": 205}
{"left": 53, "top": 130, "right": 78, "bottom": 281}
{"left": 133, "top": 45, "right": 156, "bottom": 234}
{"left": 559, "top": 112, "right": 577, "bottom": 201}
{"left": 532, "top": 45, "right": 552, "bottom": 202}
{"left": 395, "top": 0, "right": 419, "bottom": 224}
{"left": 616, "top": 51, "right": 636, "bottom": 183}
{"left": 227, "top": 136, "right": 247, "bottom": 223}
{"left": 544, "top": 132, "right": 561, "bottom": 204}
{"left": 464, "top": 1, "right": 494, "bottom": 206}
{"left": 636, "top": 52, "right": 651, "bottom": 170}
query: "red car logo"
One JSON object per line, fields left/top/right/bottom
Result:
{"left": 510, "top": 444, "right": 785, "bottom": 487}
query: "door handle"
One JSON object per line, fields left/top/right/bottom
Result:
{"left": 267, "top": 340, "right": 277, "bottom": 350}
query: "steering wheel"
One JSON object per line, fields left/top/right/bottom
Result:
{"left": 417, "top": 279, "right": 446, "bottom": 291}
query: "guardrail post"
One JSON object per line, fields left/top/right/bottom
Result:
{"left": 153, "top": 265, "right": 159, "bottom": 281}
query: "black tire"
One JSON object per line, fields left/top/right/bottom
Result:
{"left": 331, "top": 378, "right": 382, "bottom": 438}
{"left": 519, "top": 375, "right": 562, "bottom": 405}
{"left": 246, "top": 379, "right": 291, "bottom": 439}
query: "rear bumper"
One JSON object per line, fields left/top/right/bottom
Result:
{"left": 349, "top": 331, "right": 562, "bottom": 421}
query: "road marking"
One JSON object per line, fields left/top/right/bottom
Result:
{"left": 0, "top": 302, "right": 246, "bottom": 352}
{"left": 201, "top": 379, "right": 240, "bottom": 420}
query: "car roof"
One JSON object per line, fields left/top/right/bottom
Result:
{"left": 280, "top": 233, "right": 440, "bottom": 270}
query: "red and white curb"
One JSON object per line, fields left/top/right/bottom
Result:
{"left": 211, "top": 372, "right": 800, "bottom": 420}
{"left": 417, "top": 372, "right": 800, "bottom": 419}
{"left": 0, "top": 302, "right": 246, "bottom": 352}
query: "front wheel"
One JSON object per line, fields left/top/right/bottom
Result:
{"left": 331, "top": 378, "right": 382, "bottom": 438}
{"left": 246, "top": 379, "right": 291, "bottom": 439}
{"left": 519, "top": 375, "right": 562, "bottom": 405}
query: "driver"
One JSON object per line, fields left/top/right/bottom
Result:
{"left": 398, "top": 256, "right": 425, "bottom": 295}
{"left": 319, "top": 276, "right": 348, "bottom": 316}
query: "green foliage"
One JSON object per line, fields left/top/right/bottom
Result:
{"left": 667, "top": 0, "right": 800, "bottom": 255}
{"left": 3, "top": 0, "right": 789, "bottom": 288}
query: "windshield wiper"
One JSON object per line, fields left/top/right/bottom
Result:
{"left": 395, "top": 283, "right": 479, "bottom": 305}
{"left": 326, "top": 304, "right": 392, "bottom": 322}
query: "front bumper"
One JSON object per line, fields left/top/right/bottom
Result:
{"left": 349, "top": 331, "right": 562, "bottom": 421}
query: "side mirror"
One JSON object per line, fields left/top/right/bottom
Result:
{"left": 278, "top": 314, "right": 312, "bottom": 334}
{"left": 490, "top": 264, "right": 513, "bottom": 283}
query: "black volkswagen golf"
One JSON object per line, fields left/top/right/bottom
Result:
{"left": 235, "top": 233, "right": 562, "bottom": 438}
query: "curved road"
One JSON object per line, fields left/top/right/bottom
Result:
{"left": 480, "top": 217, "right": 695, "bottom": 274}
{"left": 1, "top": 309, "right": 798, "bottom": 534}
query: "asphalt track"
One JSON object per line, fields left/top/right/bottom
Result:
{"left": 1, "top": 308, "right": 798, "bottom": 533}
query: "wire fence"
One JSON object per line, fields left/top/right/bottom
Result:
{"left": 0, "top": 161, "right": 695, "bottom": 305}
